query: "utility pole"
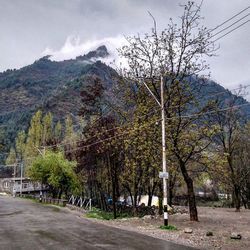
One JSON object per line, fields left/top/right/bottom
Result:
{"left": 13, "top": 161, "right": 17, "bottom": 178}
{"left": 160, "top": 76, "right": 168, "bottom": 226}
{"left": 141, "top": 76, "right": 169, "bottom": 226}
{"left": 20, "top": 161, "right": 23, "bottom": 196}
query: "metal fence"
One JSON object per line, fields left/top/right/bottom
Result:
{"left": 68, "top": 195, "right": 92, "bottom": 210}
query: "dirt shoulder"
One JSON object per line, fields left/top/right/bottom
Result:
{"left": 82, "top": 207, "right": 250, "bottom": 250}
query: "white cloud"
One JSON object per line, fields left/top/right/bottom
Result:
{"left": 41, "top": 35, "right": 128, "bottom": 67}
{"left": 1, "top": 0, "right": 249, "bottom": 90}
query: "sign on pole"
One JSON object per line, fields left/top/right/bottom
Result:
{"left": 159, "top": 171, "right": 169, "bottom": 179}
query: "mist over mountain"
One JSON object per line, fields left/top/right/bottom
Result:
{"left": 0, "top": 45, "right": 249, "bottom": 163}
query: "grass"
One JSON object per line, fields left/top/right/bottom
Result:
{"left": 18, "top": 195, "right": 37, "bottom": 201}
{"left": 18, "top": 195, "right": 41, "bottom": 203}
{"left": 18, "top": 195, "right": 64, "bottom": 208}
{"left": 159, "top": 224, "right": 178, "bottom": 231}
{"left": 86, "top": 208, "right": 132, "bottom": 220}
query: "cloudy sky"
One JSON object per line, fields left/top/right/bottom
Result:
{"left": 0, "top": 0, "right": 249, "bottom": 91}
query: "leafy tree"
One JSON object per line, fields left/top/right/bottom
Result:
{"left": 26, "top": 110, "right": 43, "bottom": 148}
{"left": 28, "top": 150, "right": 79, "bottom": 198}
{"left": 118, "top": 1, "right": 217, "bottom": 221}
{"left": 207, "top": 96, "right": 248, "bottom": 211}
{"left": 118, "top": 87, "right": 162, "bottom": 210}
{"left": 24, "top": 110, "right": 43, "bottom": 164}
{"left": 42, "top": 112, "right": 53, "bottom": 145}
{"left": 63, "top": 115, "right": 79, "bottom": 161}
{"left": 54, "top": 121, "right": 62, "bottom": 143}
{"left": 79, "top": 75, "right": 105, "bottom": 120}
{"left": 5, "top": 147, "right": 17, "bottom": 165}
{"left": 64, "top": 115, "right": 74, "bottom": 140}
{"left": 238, "top": 122, "right": 250, "bottom": 208}
{"left": 15, "top": 131, "right": 26, "bottom": 161}
{"left": 76, "top": 76, "right": 124, "bottom": 218}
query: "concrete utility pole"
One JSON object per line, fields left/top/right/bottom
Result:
{"left": 142, "top": 76, "right": 168, "bottom": 226}
{"left": 160, "top": 76, "right": 168, "bottom": 226}
{"left": 20, "top": 162, "right": 23, "bottom": 195}
{"left": 13, "top": 161, "right": 17, "bottom": 178}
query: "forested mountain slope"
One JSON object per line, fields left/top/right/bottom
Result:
{"left": 0, "top": 45, "right": 249, "bottom": 163}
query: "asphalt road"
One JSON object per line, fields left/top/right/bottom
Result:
{"left": 0, "top": 196, "right": 195, "bottom": 250}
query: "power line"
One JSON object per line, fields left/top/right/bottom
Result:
{"left": 18, "top": 116, "right": 162, "bottom": 160}
{"left": 209, "top": 6, "right": 250, "bottom": 33}
{"left": 6, "top": 101, "right": 250, "bottom": 160}
{"left": 212, "top": 19, "right": 250, "bottom": 43}
{"left": 5, "top": 84, "right": 249, "bottom": 153}
{"left": 46, "top": 106, "right": 160, "bottom": 149}
{"left": 165, "top": 102, "right": 250, "bottom": 120}
{"left": 210, "top": 13, "right": 250, "bottom": 39}
{"left": 200, "top": 84, "right": 250, "bottom": 99}
{"left": 62, "top": 102, "right": 250, "bottom": 155}
{"left": 63, "top": 117, "right": 162, "bottom": 154}
{"left": 45, "top": 83, "right": 250, "bottom": 150}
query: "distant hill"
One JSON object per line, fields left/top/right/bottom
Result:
{"left": 0, "top": 46, "right": 117, "bottom": 161}
{"left": 0, "top": 45, "right": 249, "bottom": 163}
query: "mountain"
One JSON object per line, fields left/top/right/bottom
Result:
{"left": 0, "top": 45, "right": 117, "bottom": 162}
{"left": 0, "top": 45, "right": 111, "bottom": 116}
{"left": 0, "top": 45, "right": 249, "bottom": 163}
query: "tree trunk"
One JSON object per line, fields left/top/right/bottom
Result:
{"left": 241, "top": 194, "right": 247, "bottom": 209}
{"left": 180, "top": 161, "right": 198, "bottom": 221}
{"left": 133, "top": 192, "right": 138, "bottom": 215}
{"left": 114, "top": 167, "right": 120, "bottom": 198}
{"left": 112, "top": 194, "right": 117, "bottom": 219}
{"left": 169, "top": 186, "right": 174, "bottom": 207}
{"left": 186, "top": 177, "right": 198, "bottom": 221}
{"left": 126, "top": 186, "right": 134, "bottom": 206}
{"left": 58, "top": 189, "right": 62, "bottom": 199}
{"left": 107, "top": 154, "right": 117, "bottom": 219}
{"left": 148, "top": 191, "right": 153, "bottom": 207}
{"left": 168, "top": 173, "right": 177, "bottom": 207}
{"left": 51, "top": 187, "right": 57, "bottom": 198}
{"left": 148, "top": 182, "right": 157, "bottom": 207}
{"left": 100, "top": 190, "right": 107, "bottom": 211}
{"left": 234, "top": 185, "right": 241, "bottom": 212}
{"left": 111, "top": 176, "right": 117, "bottom": 219}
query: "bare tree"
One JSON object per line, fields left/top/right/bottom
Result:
{"left": 119, "top": 1, "right": 217, "bottom": 221}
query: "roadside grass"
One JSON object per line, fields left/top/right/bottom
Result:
{"left": 18, "top": 195, "right": 64, "bottom": 208}
{"left": 159, "top": 225, "right": 178, "bottom": 231}
{"left": 18, "top": 195, "right": 37, "bottom": 201}
{"left": 17, "top": 195, "right": 43, "bottom": 205}
{"left": 86, "top": 208, "right": 132, "bottom": 220}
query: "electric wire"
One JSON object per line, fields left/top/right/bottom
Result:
{"left": 209, "top": 6, "right": 250, "bottom": 33}
{"left": 212, "top": 19, "right": 250, "bottom": 43}
{"left": 210, "top": 13, "right": 250, "bottom": 39}
{"left": 60, "top": 102, "right": 250, "bottom": 155}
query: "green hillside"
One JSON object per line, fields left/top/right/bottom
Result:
{"left": 0, "top": 45, "right": 249, "bottom": 164}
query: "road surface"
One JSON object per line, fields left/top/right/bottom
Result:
{"left": 0, "top": 196, "right": 195, "bottom": 250}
